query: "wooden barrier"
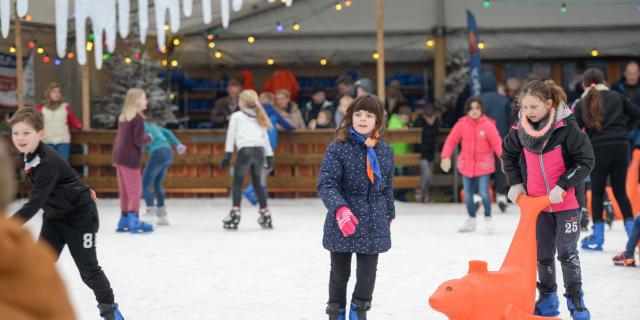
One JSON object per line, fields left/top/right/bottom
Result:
{"left": 7, "top": 128, "right": 458, "bottom": 196}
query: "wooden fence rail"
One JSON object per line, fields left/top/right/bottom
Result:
{"left": 6, "top": 128, "right": 457, "bottom": 196}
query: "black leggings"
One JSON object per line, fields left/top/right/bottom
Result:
{"left": 591, "top": 145, "right": 633, "bottom": 224}
{"left": 329, "top": 252, "right": 379, "bottom": 307}
{"left": 232, "top": 147, "right": 267, "bottom": 208}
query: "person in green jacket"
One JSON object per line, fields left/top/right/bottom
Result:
{"left": 387, "top": 105, "right": 413, "bottom": 201}
{"left": 142, "top": 120, "right": 186, "bottom": 226}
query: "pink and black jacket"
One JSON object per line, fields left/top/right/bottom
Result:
{"left": 501, "top": 105, "right": 595, "bottom": 212}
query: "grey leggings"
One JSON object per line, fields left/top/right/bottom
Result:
{"left": 232, "top": 147, "right": 267, "bottom": 208}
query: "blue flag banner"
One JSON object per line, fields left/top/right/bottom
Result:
{"left": 466, "top": 10, "right": 482, "bottom": 97}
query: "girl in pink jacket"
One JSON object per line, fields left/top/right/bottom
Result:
{"left": 440, "top": 97, "right": 502, "bottom": 233}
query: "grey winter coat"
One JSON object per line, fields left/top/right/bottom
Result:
{"left": 318, "top": 136, "right": 395, "bottom": 254}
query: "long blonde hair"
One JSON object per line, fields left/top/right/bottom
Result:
{"left": 119, "top": 88, "right": 146, "bottom": 122}
{"left": 43, "top": 82, "right": 64, "bottom": 110}
{"left": 239, "top": 89, "right": 272, "bottom": 129}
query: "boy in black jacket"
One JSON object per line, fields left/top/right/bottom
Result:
{"left": 9, "top": 108, "right": 124, "bottom": 320}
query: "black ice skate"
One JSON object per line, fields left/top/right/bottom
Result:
{"left": 223, "top": 207, "right": 241, "bottom": 230}
{"left": 257, "top": 207, "right": 273, "bottom": 229}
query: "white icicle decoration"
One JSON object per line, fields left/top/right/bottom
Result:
{"left": 182, "top": 0, "right": 193, "bottom": 17}
{"left": 202, "top": 0, "right": 212, "bottom": 24}
{"left": 118, "top": 0, "right": 130, "bottom": 38}
{"left": 75, "top": 0, "right": 118, "bottom": 69}
{"left": 51, "top": 0, "right": 295, "bottom": 66}
{"left": 55, "top": 0, "right": 68, "bottom": 58}
{"left": 0, "top": 0, "right": 10, "bottom": 38}
{"left": 154, "top": 0, "right": 181, "bottom": 50}
{"left": 17, "top": 0, "right": 28, "bottom": 17}
{"left": 138, "top": 0, "right": 148, "bottom": 43}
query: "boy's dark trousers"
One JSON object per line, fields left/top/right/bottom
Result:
{"left": 40, "top": 201, "right": 115, "bottom": 305}
{"left": 536, "top": 209, "right": 582, "bottom": 293}
{"left": 328, "top": 252, "right": 379, "bottom": 307}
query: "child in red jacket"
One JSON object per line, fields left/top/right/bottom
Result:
{"left": 441, "top": 97, "right": 502, "bottom": 233}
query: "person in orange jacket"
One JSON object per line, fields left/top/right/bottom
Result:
{"left": 0, "top": 138, "right": 76, "bottom": 320}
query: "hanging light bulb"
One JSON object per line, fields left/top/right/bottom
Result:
{"left": 9, "top": 46, "right": 16, "bottom": 53}
{"left": 280, "top": 0, "right": 287, "bottom": 3}
{"left": 86, "top": 42, "right": 93, "bottom": 52}
{"left": 320, "top": 58, "right": 328, "bottom": 66}
{"left": 171, "top": 59, "right": 178, "bottom": 67}
{"left": 483, "top": 0, "right": 491, "bottom": 9}
{"left": 560, "top": 2, "right": 567, "bottom": 14}
{"left": 478, "top": 42, "right": 485, "bottom": 50}
{"left": 37, "top": 47, "right": 44, "bottom": 54}
{"left": 160, "top": 45, "right": 167, "bottom": 53}
{"left": 24, "top": 15, "right": 32, "bottom": 22}
{"left": 173, "top": 38, "right": 181, "bottom": 46}
{"left": 207, "top": 34, "right": 215, "bottom": 41}
{"left": 591, "top": 49, "right": 599, "bottom": 57}
{"left": 27, "top": 41, "right": 36, "bottom": 49}
{"left": 276, "top": 21, "right": 284, "bottom": 32}
{"left": 161, "top": 59, "right": 168, "bottom": 66}
{"left": 54, "top": 59, "right": 61, "bottom": 65}
{"left": 372, "top": 52, "right": 380, "bottom": 60}
{"left": 124, "top": 57, "right": 132, "bottom": 64}
{"left": 67, "top": 52, "right": 75, "bottom": 59}
{"left": 164, "top": 24, "right": 170, "bottom": 31}
{"left": 267, "top": 58, "right": 275, "bottom": 65}
{"left": 42, "top": 55, "right": 50, "bottom": 63}
{"left": 103, "top": 53, "right": 111, "bottom": 60}
{"left": 345, "top": 0, "right": 352, "bottom": 7}
{"left": 247, "top": 36, "right": 255, "bottom": 44}
{"left": 214, "top": 51, "right": 223, "bottom": 59}
{"left": 425, "top": 39, "right": 435, "bottom": 47}
{"left": 208, "top": 42, "right": 216, "bottom": 48}
{"left": 335, "top": 2, "right": 343, "bottom": 11}
{"left": 292, "top": 22, "right": 301, "bottom": 31}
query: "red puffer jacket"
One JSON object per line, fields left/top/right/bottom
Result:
{"left": 441, "top": 115, "right": 502, "bottom": 177}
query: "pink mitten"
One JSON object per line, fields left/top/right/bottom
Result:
{"left": 336, "top": 206, "right": 359, "bottom": 237}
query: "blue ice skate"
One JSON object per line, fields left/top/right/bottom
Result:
{"left": 127, "top": 212, "right": 154, "bottom": 234}
{"left": 326, "top": 303, "right": 346, "bottom": 320}
{"left": 349, "top": 299, "right": 370, "bottom": 320}
{"left": 116, "top": 212, "right": 128, "bottom": 232}
{"left": 581, "top": 222, "right": 604, "bottom": 251}
{"left": 243, "top": 185, "right": 258, "bottom": 206}
{"left": 565, "top": 288, "right": 590, "bottom": 320}
{"left": 98, "top": 303, "right": 124, "bottom": 320}
{"left": 533, "top": 291, "right": 560, "bottom": 316}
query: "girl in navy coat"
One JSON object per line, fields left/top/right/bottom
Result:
{"left": 318, "top": 95, "right": 395, "bottom": 320}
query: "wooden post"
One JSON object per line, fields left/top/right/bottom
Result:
{"left": 15, "top": 14, "right": 24, "bottom": 109}
{"left": 82, "top": 63, "right": 90, "bottom": 129}
{"left": 375, "top": 0, "right": 385, "bottom": 101}
{"left": 433, "top": 0, "right": 446, "bottom": 100}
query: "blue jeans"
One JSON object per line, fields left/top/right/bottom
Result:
{"left": 47, "top": 143, "right": 70, "bottom": 161}
{"left": 625, "top": 215, "right": 640, "bottom": 258}
{"left": 463, "top": 174, "right": 491, "bottom": 217}
{"left": 142, "top": 147, "right": 174, "bottom": 207}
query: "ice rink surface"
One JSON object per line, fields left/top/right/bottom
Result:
{"left": 9, "top": 198, "right": 640, "bottom": 320}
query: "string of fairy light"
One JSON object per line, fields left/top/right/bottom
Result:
{"left": 6, "top": 0, "right": 638, "bottom": 66}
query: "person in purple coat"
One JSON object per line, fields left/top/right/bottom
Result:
{"left": 112, "top": 88, "right": 153, "bottom": 234}
{"left": 318, "top": 95, "right": 395, "bottom": 320}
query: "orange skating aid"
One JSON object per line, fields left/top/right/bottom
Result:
{"left": 428, "top": 194, "right": 561, "bottom": 320}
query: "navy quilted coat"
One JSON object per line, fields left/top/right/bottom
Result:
{"left": 318, "top": 136, "right": 395, "bottom": 254}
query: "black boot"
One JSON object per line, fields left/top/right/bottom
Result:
{"left": 349, "top": 299, "right": 371, "bottom": 320}
{"left": 257, "top": 207, "right": 273, "bottom": 229}
{"left": 97, "top": 303, "right": 124, "bottom": 320}
{"left": 223, "top": 207, "right": 241, "bottom": 230}
{"left": 326, "top": 302, "right": 346, "bottom": 320}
